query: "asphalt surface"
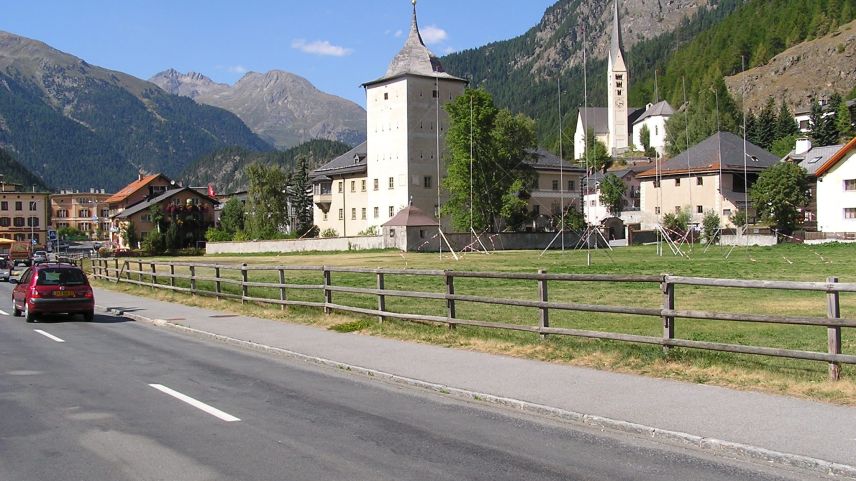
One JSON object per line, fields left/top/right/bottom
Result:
{"left": 0, "top": 283, "right": 834, "bottom": 481}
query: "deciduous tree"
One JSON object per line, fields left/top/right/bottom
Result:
{"left": 598, "top": 173, "right": 626, "bottom": 217}
{"left": 244, "top": 163, "right": 289, "bottom": 239}
{"left": 749, "top": 162, "right": 808, "bottom": 234}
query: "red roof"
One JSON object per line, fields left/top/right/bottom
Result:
{"left": 815, "top": 136, "right": 856, "bottom": 177}
{"left": 106, "top": 174, "right": 170, "bottom": 204}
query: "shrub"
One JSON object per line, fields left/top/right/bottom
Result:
{"left": 702, "top": 210, "right": 721, "bottom": 244}
{"left": 320, "top": 228, "right": 339, "bottom": 238}
{"left": 358, "top": 226, "right": 379, "bottom": 236}
{"left": 205, "top": 227, "right": 232, "bottom": 242}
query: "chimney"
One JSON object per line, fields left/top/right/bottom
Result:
{"left": 795, "top": 138, "right": 812, "bottom": 155}
{"left": 90, "top": 188, "right": 95, "bottom": 193}
{"left": 138, "top": 173, "right": 144, "bottom": 181}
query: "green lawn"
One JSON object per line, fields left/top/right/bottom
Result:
{"left": 92, "top": 242, "right": 856, "bottom": 404}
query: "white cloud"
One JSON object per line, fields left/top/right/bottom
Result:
{"left": 291, "top": 39, "right": 353, "bottom": 57}
{"left": 420, "top": 25, "right": 448, "bottom": 44}
{"left": 226, "top": 65, "right": 248, "bottom": 74}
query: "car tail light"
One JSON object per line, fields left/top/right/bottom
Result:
{"left": 30, "top": 287, "right": 42, "bottom": 298}
{"left": 82, "top": 288, "right": 93, "bottom": 299}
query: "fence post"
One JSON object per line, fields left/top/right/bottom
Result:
{"left": 445, "top": 271, "right": 456, "bottom": 330}
{"left": 114, "top": 258, "right": 119, "bottom": 282}
{"left": 189, "top": 265, "right": 197, "bottom": 296}
{"left": 169, "top": 263, "right": 176, "bottom": 288}
{"left": 215, "top": 267, "right": 221, "bottom": 300}
{"left": 138, "top": 260, "right": 143, "bottom": 283}
{"left": 241, "top": 264, "right": 248, "bottom": 304}
{"left": 323, "top": 267, "right": 332, "bottom": 314}
{"left": 150, "top": 262, "right": 157, "bottom": 288}
{"left": 662, "top": 275, "right": 675, "bottom": 354}
{"left": 827, "top": 277, "right": 841, "bottom": 382}
{"left": 538, "top": 269, "right": 548, "bottom": 340}
{"left": 279, "top": 268, "right": 286, "bottom": 311}
{"left": 124, "top": 260, "right": 131, "bottom": 281}
{"left": 376, "top": 270, "right": 385, "bottom": 323}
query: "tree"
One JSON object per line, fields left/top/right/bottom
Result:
{"left": 244, "top": 163, "right": 289, "bottom": 239}
{"left": 598, "top": 174, "right": 626, "bottom": 217}
{"left": 122, "top": 221, "right": 137, "bottom": 249}
{"left": 443, "top": 88, "right": 537, "bottom": 231}
{"left": 775, "top": 101, "right": 798, "bottom": 140}
{"left": 702, "top": 210, "right": 721, "bottom": 244}
{"left": 836, "top": 100, "right": 854, "bottom": 141}
{"left": 149, "top": 204, "right": 165, "bottom": 234}
{"left": 219, "top": 197, "right": 245, "bottom": 236}
{"left": 291, "top": 156, "right": 314, "bottom": 236}
{"left": 639, "top": 124, "right": 656, "bottom": 158}
{"left": 583, "top": 129, "right": 611, "bottom": 172}
{"left": 756, "top": 97, "right": 777, "bottom": 150}
{"left": 810, "top": 99, "right": 838, "bottom": 146}
{"left": 662, "top": 209, "right": 690, "bottom": 241}
{"left": 749, "top": 162, "right": 808, "bottom": 234}
{"left": 731, "top": 210, "right": 747, "bottom": 228}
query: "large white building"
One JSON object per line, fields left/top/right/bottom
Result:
{"left": 815, "top": 137, "right": 856, "bottom": 233}
{"left": 311, "top": 2, "right": 466, "bottom": 236}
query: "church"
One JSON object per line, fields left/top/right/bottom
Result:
{"left": 573, "top": 1, "right": 673, "bottom": 161}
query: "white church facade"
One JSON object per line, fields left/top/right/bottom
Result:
{"left": 574, "top": 1, "right": 672, "bottom": 161}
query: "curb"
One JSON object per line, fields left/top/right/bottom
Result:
{"left": 98, "top": 304, "right": 856, "bottom": 479}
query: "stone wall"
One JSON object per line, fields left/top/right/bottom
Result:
{"left": 206, "top": 236, "right": 385, "bottom": 255}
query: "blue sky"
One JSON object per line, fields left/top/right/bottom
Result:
{"left": 1, "top": 0, "right": 556, "bottom": 107}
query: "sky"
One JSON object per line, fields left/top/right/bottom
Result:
{"left": 1, "top": 0, "right": 556, "bottom": 108}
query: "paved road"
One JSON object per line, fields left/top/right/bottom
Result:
{"left": 0, "top": 285, "right": 831, "bottom": 480}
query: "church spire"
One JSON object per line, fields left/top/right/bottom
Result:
{"left": 610, "top": 0, "right": 625, "bottom": 67}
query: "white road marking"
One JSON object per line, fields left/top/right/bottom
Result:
{"left": 148, "top": 384, "right": 240, "bottom": 422}
{"left": 34, "top": 329, "right": 65, "bottom": 343}
{"left": 0, "top": 309, "right": 8, "bottom": 316}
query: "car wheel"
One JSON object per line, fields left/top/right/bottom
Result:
{"left": 83, "top": 310, "right": 94, "bottom": 322}
{"left": 11, "top": 298, "right": 21, "bottom": 317}
{"left": 24, "top": 303, "right": 35, "bottom": 323}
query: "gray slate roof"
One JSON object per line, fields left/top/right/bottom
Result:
{"left": 639, "top": 132, "right": 780, "bottom": 177}
{"left": 363, "top": 4, "right": 465, "bottom": 86}
{"left": 116, "top": 187, "right": 218, "bottom": 219}
{"left": 310, "top": 142, "right": 368, "bottom": 179}
{"left": 610, "top": 0, "right": 625, "bottom": 66}
{"left": 578, "top": 107, "right": 644, "bottom": 135}
{"left": 633, "top": 100, "right": 675, "bottom": 124}
{"left": 791, "top": 144, "right": 845, "bottom": 176}
{"left": 528, "top": 149, "right": 586, "bottom": 173}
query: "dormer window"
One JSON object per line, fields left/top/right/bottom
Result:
{"left": 353, "top": 154, "right": 361, "bottom": 164}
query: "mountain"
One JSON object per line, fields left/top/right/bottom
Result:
{"left": 440, "top": 0, "right": 855, "bottom": 151}
{"left": 439, "top": 0, "right": 737, "bottom": 146}
{"left": 724, "top": 19, "right": 856, "bottom": 113}
{"left": 0, "top": 31, "right": 272, "bottom": 191}
{"left": 0, "top": 147, "right": 50, "bottom": 191}
{"left": 150, "top": 69, "right": 367, "bottom": 149}
{"left": 181, "top": 139, "right": 352, "bottom": 193}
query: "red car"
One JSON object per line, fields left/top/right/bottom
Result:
{"left": 11, "top": 263, "right": 94, "bottom": 322}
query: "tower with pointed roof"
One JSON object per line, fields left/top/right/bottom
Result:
{"left": 361, "top": 0, "right": 467, "bottom": 227}
{"left": 607, "top": 0, "right": 629, "bottom": 154}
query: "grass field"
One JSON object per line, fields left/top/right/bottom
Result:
{"left": 93, "top": 242, "right": 856, "bottom": 404}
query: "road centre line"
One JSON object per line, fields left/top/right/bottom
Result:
{"left": 148, "top": 384, "right": 241, "bottom": 422}
{"left": 34, "top": 329, "right": 65, "bottom": 343}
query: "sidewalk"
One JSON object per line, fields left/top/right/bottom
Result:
{"left": 93, "top": 287, "right": 856, "bottom": 476}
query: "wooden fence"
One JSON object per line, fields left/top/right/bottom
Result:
{"left": 89, "top": 258, "right": 855, "bottom": 381}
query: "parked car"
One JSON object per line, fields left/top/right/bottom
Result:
{"left": 32, "top": 250, "right": 48, "bottom": 264}
{"left": 9, "top": 242, "right": 32, "bottom": 266}
{"left": 0, "top": 257, "right": 11, "bottom": 282}
{"left": 11, "top": 263, "right": 95, "bottom": 322}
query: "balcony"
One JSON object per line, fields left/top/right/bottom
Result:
{"left": 313, "top": 192, "right": 333, "bottom": 210}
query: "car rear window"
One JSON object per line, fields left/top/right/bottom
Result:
{"left": 36, "top": 268, "right": 87, "bottom": 286}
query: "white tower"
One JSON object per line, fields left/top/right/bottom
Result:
{"left": 607, "top": 0, "right": 629, "bottom": 154}
{"left": 362, "top": 0, "right": 467, "bottom": 225}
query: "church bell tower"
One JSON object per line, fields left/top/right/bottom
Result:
{"left": 607, "top": 0, "right": 629, "bottom": 154}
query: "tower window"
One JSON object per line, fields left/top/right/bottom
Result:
{"left": 617, "top": 89, "right": 622, "bottom": 96}
{"left": 432, "top": 90, "right": 438, "bottom": 98}
{"left": 384, "top": 92, "right": 388, "bottom": 100}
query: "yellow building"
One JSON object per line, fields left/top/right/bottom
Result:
{"left": 0, "top": 182, "right": 50, "bottom": 247}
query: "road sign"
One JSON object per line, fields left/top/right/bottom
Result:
{"left": 31, "top": 238, "right": 37, "bottom": 245}
{"left": 48, "top": 230, "right": 57, "bottom": 241}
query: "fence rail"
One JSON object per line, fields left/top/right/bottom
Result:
{"left": 89, "top": 259, "right": 854, "bottom": 381}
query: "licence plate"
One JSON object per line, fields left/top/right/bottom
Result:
{"left": 53, "top": 291, "right": 75, "bottom": 297}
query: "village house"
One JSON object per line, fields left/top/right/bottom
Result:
{"left": 637, "top": 132, "right": 780, "bottom": 229}
{"left": 50, "top": 188, "right": 112, "bottom": 239}
{"left": 631, "top": 101, "right": 674, "bottom": 157}
{"left": 781, "top": 138, "right": 845, "bottom": 231}
{"left": 0, "top": 181, "right": 50, "bottom": 246}
{"left": 813, "top": 136, "right": 856, "bottom": 234}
